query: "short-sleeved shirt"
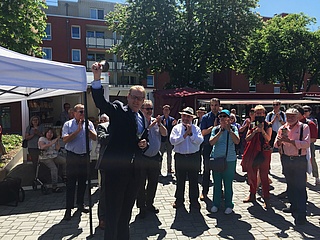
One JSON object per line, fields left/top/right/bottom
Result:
{"left": 265, "top": 111, "right": 286, "bottom": 132}
{"left": 210, "top": 126, "right": 239, "bottom": 161}
{"left": 38, "top": 137, "right": 58, "bottom": 159}
{"left": 301, "top": 118, "right": 317, "bottom": 140}
{"left": 200, "top": 111, "right": 219, "bottom": 144}
{"left": 62, "top": 118, "right": 96, "bottom": 154}
{"left": 143, "top": 117, "right": 162, "bottom": 157}
{"left": 26, "top": 125, "right": 45, "bottom": 149}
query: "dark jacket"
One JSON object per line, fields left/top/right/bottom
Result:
{"left": 161, "top": 115, "right": 175, "bottom": 142}
{"left": 91, "top": 87, "right": 147, "bottom": 170}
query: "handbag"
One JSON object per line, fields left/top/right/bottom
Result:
{"left": 22, "top": 139, "right": 28, "bottom": 148}
{"left": 209, "top": 131, "right": 229, "bottom": 172}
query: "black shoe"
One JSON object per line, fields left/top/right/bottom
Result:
{"left": 137, "top": 208, "right": 146, "bottom": 219}
{"left": 173, "top": 202, "right": 184, "bottom": 209}
{"left": 282, "top": 207, "right": 293, "bottom": 213}
{"left": 295, "top": 217, "right": 307, "bottom": 225}
{"left": 190, "top": 202, "right": 201, "bottom": 210}
{"left": 77, "top": 205, "right": 89, "bottom": 213}
{"left": 147, "top": 205, "right": 159, "bottom": 214}
{"left": 63, "top": 209, "right": 72, "bottom": 221}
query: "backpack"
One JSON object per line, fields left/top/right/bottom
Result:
{"left": 267, "top": 111, "right": 285, "bottom": 122}
{"left": 0, "top": 177, "right": 25, "bottom": 206}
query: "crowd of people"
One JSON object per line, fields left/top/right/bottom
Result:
{"left": 19, "top": 63, "right": 319, "bottom": 239}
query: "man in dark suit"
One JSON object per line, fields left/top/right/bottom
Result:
{"left": 91, "top": 62, "right": 148, "bottom": 240}
{"left": 160, "top": 105, "right": 177, "bottom": 175}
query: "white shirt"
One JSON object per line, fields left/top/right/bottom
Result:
{"left": 169, "top": 123, "right": 203, "bottom": 154}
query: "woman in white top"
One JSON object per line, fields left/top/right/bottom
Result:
{"left": 38, "top": 128, "right": 66, "bottom": 193}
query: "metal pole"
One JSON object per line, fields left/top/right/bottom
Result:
{"left": 83, "top": 91, "right": 93, "bottom": 236}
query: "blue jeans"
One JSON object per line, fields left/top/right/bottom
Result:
{"left": 212, "top": 160, "right": 236, "bottom": 209}
{"left": 281, "top": 155, "right": 307, "bottom": 219}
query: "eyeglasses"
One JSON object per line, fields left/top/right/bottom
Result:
{"left": 273, "top": 103, "right": 280, "bottom": 106}
{"left": 219, "top": 115, "right": 228, "bottom": 118}
{"left": 77, "top": 110, "right": 84, "bottom": 114}
{"left": 130, "top": 94, "right": 144, "bottom": 101}
{"left": 143, "top": 107, "right": 153, "bottom": 111}
{"left": 304, "top": 110, "right": 310, "bottom": 112}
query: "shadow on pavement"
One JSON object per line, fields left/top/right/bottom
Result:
{"left": 207, "top": 212, "right": 254, "bottom": 239}
{"left": 171, "top": 206, "right": 209, "bottom": 238}
{"left": 130, "top": 212, "right": 166, "bottom": 240}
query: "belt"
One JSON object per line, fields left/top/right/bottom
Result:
{"left": 282, "top": 154, "right": 306, "bottom": 160}
{"left": 175, "top": 152, "right": 197, "bottom": 157}
{"left": 67, "top": 150, "right": 87, "bottom": 157}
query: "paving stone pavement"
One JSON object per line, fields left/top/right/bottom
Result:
{"left": 1, "top": 144, "right": 320, "bottom": 239}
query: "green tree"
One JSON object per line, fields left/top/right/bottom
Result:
{"left": 0, "top": 0, "right": 47, "bottom": 56}
{"left": 106, "top": 0, "right": 261, "bottom": 90}
{"left": 307, "top": 30, "right": 320, "bottom": 91}
{"left": 241, "top": 13, "right": 317, "bottom": 93}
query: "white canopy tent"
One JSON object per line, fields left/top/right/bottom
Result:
{"left": 0, "top": 46, "right": 96, "bottom": 234}
{"left": 0, "top": 46, "right": 87, "bottom": 134}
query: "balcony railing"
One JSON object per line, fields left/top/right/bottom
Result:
{"left": 86, "top": 37, "right": 122, "bottom": 49}
{"left": 86, "top": 60, "right": 124, "bottom": 71}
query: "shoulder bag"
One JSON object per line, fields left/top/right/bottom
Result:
{"left": 209, "top": 131, "right": 229, "bottom": 172}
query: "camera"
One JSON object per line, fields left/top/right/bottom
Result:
{"left": 254, "top": 116, "right": 265, "bottom": 126}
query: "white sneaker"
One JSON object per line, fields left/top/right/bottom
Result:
{"left": 224, "top": 208, "right": 233, "bottom": 215}
{"left": 316, "top": 178, "right": 320, "bottom": 185}
{"left": 210, "top": 206, "right": 218, "bottom": 213}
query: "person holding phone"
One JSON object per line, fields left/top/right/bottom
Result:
{"left": 242, "top": 105, "right": 272, "bottom": 209}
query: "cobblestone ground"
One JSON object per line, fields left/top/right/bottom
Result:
{"left": 0, "top": 145, "right": 320, "bottom": 239}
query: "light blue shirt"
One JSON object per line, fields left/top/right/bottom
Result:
{"left": 210, "top": 126, "right": 238, "bottom": 161}
{"left": 62, "top": 118, "right": 96, "bottom": 154}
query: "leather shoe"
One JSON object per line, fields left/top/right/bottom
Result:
{"left": 200, "top": 193, "right": 207, "bottom": 201}
{"left": 172, "top": 202, "right": 183, "bottom": 209}
{"left": 77, "top": 205, "right": 89, "bottom": 213}
{"left": 98, "top": 220, "right": 105, "bottom": 230}
{"left": 63, "top": 209, "right": 72, "bottom": 221}
{"left": 295, "top": 216, "right": 307, "bottom": 225}
{"left": 147, "top": 205, "right": 159, "bottom": 214}
{"left": 137, "top": 208, "right": 146, "bottom": 219}
{"left": 282, "top": 207, "right": 293, "bottom": 213}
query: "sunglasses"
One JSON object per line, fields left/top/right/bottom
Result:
{"left": 304, "top": 110, "right": 310, "bottom": 112}
{"left": 77, "top": 110, "right": 84, "bottom": 114}
{"left": 273, "top": 103, "right": 280, "bottom": 106}
{"left": 219, "top": 115, "right": 228, "bottom": 118}
{"left": 143, "top": 107, "right": 153, "bottom": 111}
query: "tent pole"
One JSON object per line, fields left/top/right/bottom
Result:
{"left": 83, "top": 91, "right": 93, "bottom": 236}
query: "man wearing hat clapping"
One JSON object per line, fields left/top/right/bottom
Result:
{"left": 169, "top": 107, "right": 204, "bottom": 210}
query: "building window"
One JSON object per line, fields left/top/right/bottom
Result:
{"left": 87, "top": 31, "right": 94, "bottom": 38}
{"left": 90, "top": 8, "right": 104, "bottom": 20}
{"left": 71, "top": 26, "right": 80, "bottom": 39}
{"left": 87, "top": 53, "right": 105, "bottom": 61}
{"left": 86, "top": 30, "right": 105, "bottom": 38}
{"left": 43, "top": 23, "right": 51, "bottom": 40}
{"left": 72, "top": 49, "right": 81, "bottom": 62}
{"left": 147, "top": 75, "right": 154, "bottom": 87}
{"left": 42, "top": 48, "right": 52, "bottom": 60}
{"left": 274, "top": 87, "right": 280, "bottom": 94}
{"left": 0, "top": 106, "right": 11, "bottom": 129}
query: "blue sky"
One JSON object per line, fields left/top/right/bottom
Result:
{"left": 256, "top": 0, "right": 320, "bottom": 31}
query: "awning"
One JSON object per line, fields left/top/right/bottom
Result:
{"left": 198, "top": 99, "right": 320, "bottom": 105}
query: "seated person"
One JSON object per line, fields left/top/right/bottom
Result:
{"left": 38, "top": 128, "right": 67, "bottom": 193}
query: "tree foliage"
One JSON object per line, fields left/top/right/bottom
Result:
{"left": 241, "top": 13, "right": 318, "bottom": 93}
{"left": 0, "top": 0, "right": 47, "bottom": 56}
{"left": 106, "top": 0, "right": 261, "bottom": 90}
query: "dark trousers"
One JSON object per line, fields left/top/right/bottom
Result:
{"left": 201, "top": 144, "right": 213, "bottom": 195}
{"left": 104, "top": 160, "right": 141, "bottom": 240}
{"left": 98, "top": 170, "right": 106, "bottom": 221}
{"left": 136, "top": 156, "right": 161, "bottom": 209}
{"left": 174, "top": 153, "right": 200, "bottom": 206}
{"left": 65, "top": 152, "right": 87, "bottom": 210}
{"left": 281, "top": 155, "right": 307, "bottom": 220}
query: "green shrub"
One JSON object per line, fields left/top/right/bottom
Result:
{"left": 2, "top": 134, "right": 23, "bottom": 152}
